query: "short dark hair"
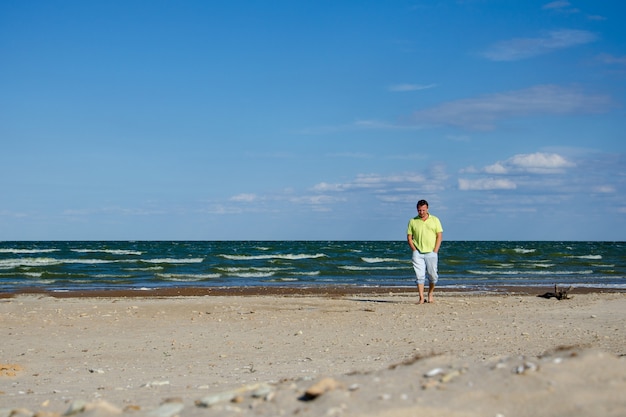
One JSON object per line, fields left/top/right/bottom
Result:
{"left": 417, "top": 199, "right": 429, "bottom": 208}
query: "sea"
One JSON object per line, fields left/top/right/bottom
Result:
{"left": 0, "top": 241, "right": 624, "bottom": 293}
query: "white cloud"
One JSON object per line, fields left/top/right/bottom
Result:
{"left": 542, "top": 1, "right": 571, "bottom": 10}
{"left": 313, "top": 173, "right": 427, "bottom": 193}
{"left": 312, "top": 182, "right": 345, "bottom": 192}
{"left": 593, "top": 185, "right": 615, "bottom": 193}
{"left": 459, "top": 152, "right": 578, "bottom": 192}
{"left": 476, "top": 152, "right": 575, "bottom": 176}
{"left": 352, "top": 119, "right": 423, "bottom": 130}
{"left": 388, "top": 83, "right": 437, "bottom": 92}
{"left": 202, "top": 205, "right": 242, "bottom": 215}
{"left": 507, "top": 152, "right": 576, "bottom": 173}
{"left": 597, "top": 54, "right": 626, "bottom": 65}
{"left": 411, "top": 85, "right": 612, "bottom": 131}
{"left": 458, "top": 178, "right": 517, "bottom": 191}
{"left": 484, "top": 162, "right": 508, "bottom": 174}
{"left": 230, "top": 193, "right": 258, "bottom": 202}
{"left": 459, "top": 166, "right": 479, "bottom": 174}
{"left": 542, "top": 1, "right": 580, "bottom": 13}
{"left": 290, "top": 195, "right": 345, "bottom": 205}
{"left": 542, "top": 1, "right": 605, "bottom": 20}
{"left": 482, "top": 29, "right": 596, "bottom": 61}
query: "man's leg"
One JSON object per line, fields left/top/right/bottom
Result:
{"left": 425, "top": 252, "right": 439, "bottom": 303}
{"left": 417, "top": 283, "right": 425, "bottom": 304}
{"left": 412, "top": 251, "right": 426, "bottom": 304}
{"left": 427, "top": 282, "right": 435, "bottom": 303}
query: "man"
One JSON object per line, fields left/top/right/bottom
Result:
{"left": 407, "top": 200, "right": 443, "bottom": 304}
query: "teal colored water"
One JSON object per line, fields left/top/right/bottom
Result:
{"left": 0, "top": 241, "right": 624, "bottom": 292}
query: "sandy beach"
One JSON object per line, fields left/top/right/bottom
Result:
{"left": 1, "top": 287, "right": 625, "bottom": 416}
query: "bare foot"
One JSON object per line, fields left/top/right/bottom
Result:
{"left": 417, "top": 299, "right": 425, "bottom": 304}
{"left": 428, "top": 297, "right": 435, "bottom": 304}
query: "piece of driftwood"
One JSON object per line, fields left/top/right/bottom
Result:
{"left": 538, "top": 284, "right": 572, "bottom": 300}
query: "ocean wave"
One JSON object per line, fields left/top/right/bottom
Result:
{"left": 124, "top": 266, "right": 164, "bottom": 271}
{"left": 0, "top": 248, "right": 59, "bottom": 254}
{"left": 468, "top": 270, "right": 594, "bottom": 275}
{"left": 92, "top": 274, "right": 134, "bottom": 279}
{"left": 142, "top": 258, "right": 204, "bottom": 264}
{"left": 361, "top": 257, "right": 402, "bottom": 263}
{"left": 340, "top": 265, "right": 407, "bottom": 271}
{"left": 565, "top": 283, "right": 626, "bottom": 289}
{"left": 0, "top": 258, "right": 117, "bottom": 269}
{"left": 156, "top": 273, "right": 221, "bottom": 281}
{"left": 513, "top": 248, "right": 536, "bottom": 254}
{"left": 523, "top": 263, "right": 555, "bottom": 268}
{"left": 569, "top": 255, "right": 603, "bottom": 260}
{"left": 492, "top": 263, "right": 515, "bottom": 268}
{"left": 0, "top": 278, "right": 57, "bottom": 285}
{"left": 1, "top": 241, "right": 623, "bottom": 292}
{"left": 220, "top": 253, "right": 327, "bottom": 261}
{"left": 226, "top": 271, "right": 276, "bottom": 278}
{"left": 72, "top": 249, "right": 143, "bottom": 256}
{"left": 218, "top": 267, "right": 290, "bottom": 273}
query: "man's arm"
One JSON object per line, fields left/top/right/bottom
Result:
{"left": 434, "top": 232, "right": 442, "bottom": 253}
{"left": 407, "top": 234, "right": 416, "bottom": 252}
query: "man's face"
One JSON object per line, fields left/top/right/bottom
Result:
{"left": 417, "top": 205, "right": 428, "bottom": 218}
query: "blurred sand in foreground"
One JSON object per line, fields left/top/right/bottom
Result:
{"left": 1, "top": 290, "right": 624, "bottom": 416}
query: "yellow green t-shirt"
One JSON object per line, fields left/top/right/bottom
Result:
{"left": 407, "top": 214, "right": 443, "bottom": 253}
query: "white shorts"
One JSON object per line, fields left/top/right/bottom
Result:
{"left": 411, "top": 250, "right": 439, "bottom": 285}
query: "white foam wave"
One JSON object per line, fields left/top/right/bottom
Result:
{"left": 228, "top": 271, "right": 276, "bottom": 278}
{"left": 524, "top": 263, "right": 555, "bottom": 268}
{"left": 218, "top": 267, "right": 289, "bottom": 273}
{"left": 0, "top": 248, "right": 59, "bottom": 254}
{"left": 142, "top": 258, "right": 204, "bottom": 264}
{"left": 72, "top": 249, "right": 143, "bottom": 256}
{"left": 91, "top": 274, "right": 134, "bottom": 279}
{"left": 361, "top": 257, "right": 401, "bottom": 263}
{"left": 65, "top": 259, "right": 116, "bottom": 265}
{"left": 0, "top": 258, "right": 117, "bottom": 269}
{"left": 340, "top": 265, "right": 407, "bottom": 271}
{"left": 564, "top": 283, "right": 626, "bottom": 289}
{"left": 220, "top": 253, "right": 326, "bottom": 261}
{"left": 513, "top": 248, "right": 536, "bottom": 254}
{"left": 124, "top": 266, "right": 164, "bottom": 271}
{"left": 468, "top": 270, "right": 593, "bottom": 275}
{"left": 157, "top": 273, "right": 221, "bottom": 281}
{"left": 0, "top": 275, "right": 57, "bottom": 285}
{"left": 569, "top": 255, "right": 603, "bottom": 260}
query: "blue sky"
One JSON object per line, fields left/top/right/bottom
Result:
{"left": 1, "top": 1, "right": 625, "bottom": 241}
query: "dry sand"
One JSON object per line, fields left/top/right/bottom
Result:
{"left": 1, "top": 288, "right": 625, "bottom": 416}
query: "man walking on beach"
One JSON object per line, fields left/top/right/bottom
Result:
{"left": 407, "top": 200, "right": 443, "bottom": 304}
